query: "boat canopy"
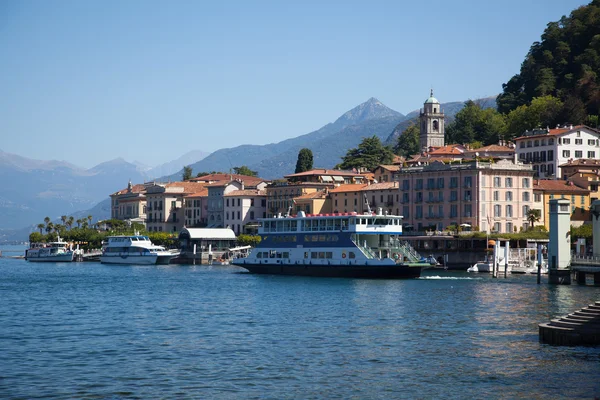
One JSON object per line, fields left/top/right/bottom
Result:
{"left": 179, "top": 228, "right": 236, "bottom": 240}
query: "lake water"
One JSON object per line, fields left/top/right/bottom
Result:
{"left": 1, "top": 245, "right": 599, "bottom": 399}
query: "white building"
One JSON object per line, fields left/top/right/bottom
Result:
{"left": 515, "top": 125, "right": 600, "bottom": 178}
{"left": 223, "top": 189, "right": 267, "bottom": 235}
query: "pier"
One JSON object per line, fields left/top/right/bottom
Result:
{"left": 539, "top": 301, "right": 600, "bottom": 345}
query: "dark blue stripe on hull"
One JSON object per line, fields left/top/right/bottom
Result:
{"left": 234, "top": 263, "right": 422, "bottom": 279}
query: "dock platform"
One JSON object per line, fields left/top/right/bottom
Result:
{"left": 539, "top": 301, "right": 600, "bottom": 346}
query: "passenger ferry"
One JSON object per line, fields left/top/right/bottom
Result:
{"left": 25, "top": 237, "right": 75, "bottom": 262}
{"left": 232, "top": 209, "right": 436, "bottom": 278}
{"left": 100, "top": 235, "right": 180, "bottom": 265}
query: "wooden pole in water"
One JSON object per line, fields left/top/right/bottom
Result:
{"left": 493, "top": 240, "right": 498, "bottom": 278}
{"left": 504, "top": 240, "right": 509, "bottom": 278}
{"left": 537, "top": 243, "right": 542, "bottom": 284}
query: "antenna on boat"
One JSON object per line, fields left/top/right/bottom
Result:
{"left": 285, "top": 205, "right": 293, "bottom": 217}
{"left": 363, "top": 193, "right": 372, "bottom": 214}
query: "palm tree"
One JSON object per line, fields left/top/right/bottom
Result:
{"left": 37, "top": 223, "right": 45, "bottom": 234}
{"left": 87, "top": 215, "right": 93, "bottom": 227}
{"left": 67, "top": 216, "right": 74, "bottom": 230}
{"left": 45, "top": 222, "right": 54, "bottom": 234}
{"left": 61, "top": 215, "right": 67, "bottom": 225}
{"left": 76, "top": 219, "right": 82, "bottom": 228}
{"left": 527, "top": 209, "right": 541, "bottom": 229}
{"left": 44, "top": 216, "right": 51, "bottom": 231}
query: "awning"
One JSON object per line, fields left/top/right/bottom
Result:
{"left": 460, "top": 223, "right": 471, "bottom": 227}
{"left": 332, "top": 176, "right": 344, "bottom": 182}
{"left": 179, "top": 228, "right": 236, "bottom": 240}
{"left": 321, "top": 176, "right": 333, "bottom": 182}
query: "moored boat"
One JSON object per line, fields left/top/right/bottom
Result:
{"left": 232, "top": 209, "right": 436, "bottom": 278}
{"left": 25, "top": 237, "right": 75, "bottom": 262}
{"left": 100, "top": 235, "right": 180, "bottom": 265}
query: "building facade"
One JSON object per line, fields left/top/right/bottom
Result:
{"left": 515, "top": 125, "right": 600, "bottom": 178}
{"left": 145, "top": 181, "right": 206, "bottom": 233}
{"left": 224, "top": 189, "right": 267, "bottom": 235}
{"left": 110, "top": 181, "right": 147, "bottom": 223}
{"left": 533, "top": 179, "right": 590, "bottom": 229}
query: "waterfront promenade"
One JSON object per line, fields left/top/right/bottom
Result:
{"left": 0, "top": 252, "right": 599, "bottom": 399}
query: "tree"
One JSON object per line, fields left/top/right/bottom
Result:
{"left": 29, "top": 232, "right": 43, "bottom": 244}
{"left": 505, "top": 96, "right": 563, "bottom": 138}
{"left": 527, "top": 209, "right": 542, "bottom": 228}
{"left": 37, "top": 223, "right": 45, "bottom": 234}
{"left": 394, "top": 123, "right": 420, "bottom": 157}
{"left": 87, "top": 215, "right": 93, "bottom": 227}
{"left": 67, "top": 216, "right": 74, "bottom": 230}
{"left": 233, "top": 166, "right": 258, "bottom": 177}
{"left": 336, "top": 136, "right": 395, "bottom": 171}
{"left": 45, "top": 222, "right": 54, "bottom": 234}
{"left": 446, "top": 100, "right": 507, "bottom": 145}
{"left": 61, "top": 215, "right": 67, "bottom": 225}
{"left": 76, "top": 219, "right": 82, "bottom": 228}
{"left": 182, "top": 165, "right": 193, "bottom": 181}
{"left": 294, "top": 148, "right": 314, "bottom": 173}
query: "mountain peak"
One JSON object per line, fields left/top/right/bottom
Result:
{"left": 334, "top": 97, "right": 403, "bottom": 127}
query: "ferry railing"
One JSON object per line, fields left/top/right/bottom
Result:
{"left": 350, "top": 237, "right": 377, "bottom": 259}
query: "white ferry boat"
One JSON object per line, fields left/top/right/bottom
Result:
{"left": 100, "top": 235, "right": 180, "bottom": 265}
{"left": 232, "top": 209, "right": 436, "bottom": 278}
{"left": 25, "top": 237, "right": 75, "bottom": 262}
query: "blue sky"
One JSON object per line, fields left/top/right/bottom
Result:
{"left": 0, "top": 0, "right": 589, "bottom": 168}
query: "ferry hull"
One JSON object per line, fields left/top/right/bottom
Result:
{"left": 100, "top": 254, "right": 178, "bottom": 265}
{"left": 25, "top": 252, "right": 74, "bottom": 262}
{"left": 233, "top": 261, "right": 423, "bottom": 279}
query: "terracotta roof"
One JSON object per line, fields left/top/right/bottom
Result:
{"left": 392, "top": 155, "right": 404, "bottom": 164}
{"left": 515, "top": 125, "right": 594, "bottom": 141}
{"left": 185, "top": 188, "right": 209, "bottom": 198}
{"left": 533, "top": 179, "right": 590, "bottom": 193}
{"left": 284, "top": 169, "right": 363, "bottom": 178}
{"left": 559, "top": 159, "right": 600, "bottom": 168}
{"left": 163, "top": 181, "right": 207, "bottom": 194}
{"left": 294, "top": 190, "right": 328, "bottom": 200}
{"left": 376, "top": 165, "right": 401, "bottom": 172}
{"left": 428, "top": 144, "right": 465, "bottom": 155}
{"left": 190, "top": 173, "right": 267, "bottom": 186}
{"left": 329, "top": 184, "right": 368, "bottom": 193}
{"left": 111, "top": 183, "right": 146, "bottom": 196}
{"left": 224, "top": 189, "right": 266, "bottom": 197}
{"left": 469, "top": 144, "right": 515, "bottom": 153}
{"left": 363, "top": 182, "right": 398, "bottom": 191}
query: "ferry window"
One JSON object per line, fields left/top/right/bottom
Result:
{"left": 318, "top": 252, "right": 325, "bottom": 258}
{"left": 349, "top": 252, "right": 356, "bottom": 259}
{"left": 284, "top": 220, "right": 290, "bottom": 231}
{"left": 270, "top": 251, "right": 276, "bottom": 258}
{"left": 291, "top": 221, "right": 297, "bottom": 231}
{"left": 283, "top": 252, "right": 289, "bottom": 258}
{"left": 311, "top": 252, "right": 318, "bottom": 259}
{"left": 257, "top": 252, "right": 262, "bottom": 259}
{"left": 326, "top": 252, "right": 332, "bottom": 259}
{"left": 334, "top": 219, "right": 341, "bottom": 230}
{"left": 312, "top": 235, "right": 319, "bottom": 242}
{"left": 304, "top": 252, "right": 309, "bottom": 259}
{"left": 276, "top": 252, "right": 282, "bottom": 259}
{"left": 304, "top": 235, "right": 311, "bottom": 242}
{"left": 319, "top": 235, "right": 326, "bottom": 242}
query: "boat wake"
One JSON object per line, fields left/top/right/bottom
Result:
{"left": 419, "top": 276, "right": 483, "bottom": 280}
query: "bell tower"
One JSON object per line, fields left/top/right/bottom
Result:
{"left": 419, "top": 89, "right": 445, "bottom": 151}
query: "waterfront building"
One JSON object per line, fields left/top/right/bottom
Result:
{"left": 110, "top": 181, "right": 148, "bottom": 225}
{"left": 464, "top": 143, "right": 516, "bottom": 160}
{"left": 283, "top": 169, "right": 368, "bottom": 185}
{"left": 399, "top": 159, "right": 534, "bottom": 233}
{"left": 560, "top": 159, "right": 600, "bottom": 202}
{"left": 292, "top": 189, "right": 330, "bottom": 215}
{"left": 145, "top": 181, "right": 206, "bottom": 233}
{"left": 372, "top": 165, "right": 401, "bottom": 183}
{"left": 183, "top": 188, "right": 208, "bottom": 228}
{"left": 267, "top": 182, "right": 332, "bottom": 217}
{"left": 223, "top": 189, "right": 267, "bottom": 235}
{"left": 514, "top": 125, "right": 600, "bottom": 178}
{"left": 532, "top": 179, "right": 590, "bottom": 229}
{"left": 419, "top": 90, "right": 445, "bottom": 151}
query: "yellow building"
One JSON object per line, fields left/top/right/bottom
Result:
{"left": 532, "top": 179, "right": 590, "bottom": 229}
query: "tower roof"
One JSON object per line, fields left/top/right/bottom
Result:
{"left": 424, "top": 88, "right": 439, "bottom": 104}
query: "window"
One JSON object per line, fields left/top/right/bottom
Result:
{"left": 428, "top": 192, "right": 434, "bottom": 202}
{"left": 481, "top": 190, "right": 486, "bottom": 201}
{"left": 549, "top": 138, "right": 554, "bottom": 145}
{"left": 402, "top": 193, "right": 409, "bottom": 203}
{"left": 588, "top": 139, "right": 597, "bottom": 146}
{"left": 494, "top": 191, "right": 499, "bottom": 201}
{"left": 523, "top": 192, "right": 530, "bottom": 202}
{"left": 437, "top": 177, "right": 444, "bottom": 189}
{"left": 494, "top": 205, "right": 501, "bottom": 217}
{"left": 520, "top": 141, "right": 525, "bottom": 148}
{"left": 548, "top": 150, "right": 554, "bottom": 160}
{"left": 464, "top": 204, "right": 472, "bottom": 217}
{"left": 541, "top": 139, "right": 546, "bottom": 146}
{"left": 416, "top": 205, "right": 423, "bottom": 219}
{"left": 563, "top": 138, "right": 571, "bottom": 144}
{"left": 562, "top": 150, "right": 570, "bottom": 157}
{"left": 506, "top": 222, "right": 513, "bottom": 233}
{"left": 403, "top": 205, "right": 409, "bottom": 219}
{"left": 450, "top": 204, "right": 457, "bottom": 218}
{"left": 494, "top": 177, "right": 501, "bottom": 187}
{"left": 438, "top": 205, "right": 444, "bottom": 217}
{"left": 464, "top": 176, "right": 472, "bottom": 188}
{"left": 523, "top": 178, "right": 530, "bottom": 188}
{"left": 450, "top": 177, "right": 458, "bottom": 188}
{"left": 575, "top": 150, "right": 583, "bottom": 158}
{"left": 575, "top": 139, "right": 583, "bottom": 145}
{"left": 534, "top": 193, "right": 542, "bottom": 202}
{"left": 416, "top": 192, "right": 423, "bottom": 202}
{"left": 506, "top": 205, "right": 513, "bottom": 217}
{"left": 464, "top": 190, "right": 471, "bottom": 201}
{"left": 534, "top": 140, "right": 539, "bottom": 146}
{"left": 506, "top": 191, "right": 513, "bottom": 201}
{"left": 523, "top": 205, "right": 530, "bottom": 216}
{"left": 505, "top": 177, "right": 513, "bottom": 188}
{"left": 588, "top": 151, "right": 596, "bottom": 158}
{"left": 527, "top": 141, "right": 532, "bottom": 148}
{"left": 416, "top": 179, "right": 423, "bottom": 189}
{"left": 402, "top": 180, "right": 410, "bottom": 190}
{"left": 494, "top": 222, "right": 501, "bottom": 233}
{"left": 450, "top": 191, "right": 458, "bottom": 201}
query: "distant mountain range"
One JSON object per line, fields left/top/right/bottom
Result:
{"left": 164, "top": 96, "right": 497, "bottom": 180}
{"left": 0, "top": 95, "right": 496, "bottom": 241}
